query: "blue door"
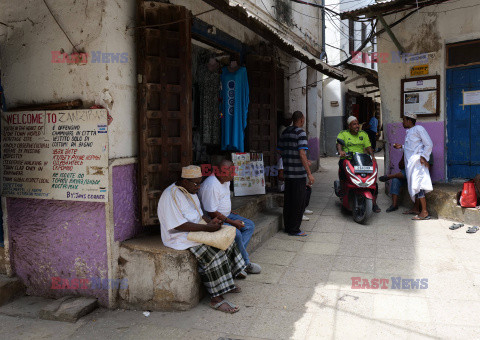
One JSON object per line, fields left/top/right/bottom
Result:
{"left": 446, "top": 65, "right": 480, "bottom": 179}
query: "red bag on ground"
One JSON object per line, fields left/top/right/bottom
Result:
{"left": 460, "top": 180, "right": 478, "bottom": 208}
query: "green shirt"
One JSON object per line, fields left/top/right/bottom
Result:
{"left": 336, "top": 130, "right": 371, "bottom": 156}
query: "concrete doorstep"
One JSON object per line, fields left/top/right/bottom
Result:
{"left": 117, "top": 207, "right": 283, "bottom": 312}
{"left": 39, "top": 296, "right": 98, "bottom": 323}
{"left": 0, "top": 295, "right": 97, "bottom": 323}
{"left": 0, "top": 274, "right": 25, "bottom": 307}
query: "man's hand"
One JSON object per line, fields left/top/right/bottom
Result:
{"left": 393, "top": 143, "right": 402, "bottom": 149}
{"left": 339, "top": 150, "right": 346, "bottom": 158}
{"left": 205, "top": 217, "right": 222, "bottom": 232}
{"left": 231, "top": 220, "right": 245, "bottom": 230}
{"left": 308, "top": 174, "right": 315, "bottom": 186}
{"left": 420, "top": 156, "right": 429, "bottom": 168}
{"left": 307, "top": 160, "right": 312, "bottom": 167}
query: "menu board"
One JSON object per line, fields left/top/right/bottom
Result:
{"left": 232, "top": 152, "right": 265, "bottom": 196}
{"left": 1, "top": 109, "right": 109, "bottom": 202}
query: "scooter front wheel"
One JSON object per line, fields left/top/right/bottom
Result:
{"left": 352, "top": 195, "right": 373, "bottom": 224}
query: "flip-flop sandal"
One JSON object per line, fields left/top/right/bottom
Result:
{"left": 449, "top": 223, "right": 464, "bottom": 230}
{"left": 466, "top": 226, "right": 479, "bottom": 234}
{"left": 289, "top": 231, "right": 307, "bottom": 237}
{"left": 210, "top": 300, "right": 239, "bottom": 314}
{"left": 412, "top": 215, "right": 432, "bottom": 220}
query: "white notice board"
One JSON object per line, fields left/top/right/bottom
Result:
{"left": 1, "top": 109, "right": 109, "bottom": 202}
{"left": 232, "top": 152, "right": 266, "bottom": 196}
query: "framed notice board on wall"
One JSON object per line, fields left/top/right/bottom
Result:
{"left": 401, "top": 75, "right": 440, "bottom": 117}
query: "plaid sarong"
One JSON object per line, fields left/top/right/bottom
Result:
{"left": 190, "top": 242, "right": 246, "bottom": 297}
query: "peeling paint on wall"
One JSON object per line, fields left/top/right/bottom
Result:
{"left": 7, "top": 197, "right": 108, "bottom": 305}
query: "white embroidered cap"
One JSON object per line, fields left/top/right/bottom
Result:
{"left": 181, "top": 165, "right": 202, "bottom": 179}
{"left": 347, "top": 116, "right": 358, "bottom": 125}
{"left": 404, "top": 112, "right": 417, "bottom": 120}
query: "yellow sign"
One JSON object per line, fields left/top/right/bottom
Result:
{"left": 410, "top": 64, "right": 429, "bottom": 77}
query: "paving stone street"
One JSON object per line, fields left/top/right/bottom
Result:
{"left": 1, "top": 157, "right": 480, "bottom": 339}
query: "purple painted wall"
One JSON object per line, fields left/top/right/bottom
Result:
{"left": 7, "top": 198, "right": 108, "bottom": 305}
{"left": 385, "top": 122, "right": 445, "bottom": 182}
{"left": 308, "top": 137, "right": 320, "bottom": 161}
{"left": 113, "top": 163, "right": 143, "bottom": 242}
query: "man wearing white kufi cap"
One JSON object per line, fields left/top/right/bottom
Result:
{"left": 157, "top": 165, "right": 246, "bottom": 313}
{"left": 393, "top": 112, "right": 433, "bottom": 220}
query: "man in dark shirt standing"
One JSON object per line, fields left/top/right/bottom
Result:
{"left": 277, "top": 111, "right": 314, "bottom": 236}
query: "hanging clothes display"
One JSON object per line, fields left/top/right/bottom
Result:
{"left": 220, "top": 66, "right": 249, "bottom": 152}
{"left": 197, "top": 62, "right": 221, "bottom": 145}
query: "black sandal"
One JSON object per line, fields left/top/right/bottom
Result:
{"left": 449, "top": 223, "right": 464, "bottom": 230}
{"left": 466, "top": 226, "right": 479, "bottom": 234}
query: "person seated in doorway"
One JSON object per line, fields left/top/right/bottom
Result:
{"left": 336, "top": 116, "right": 381, "bottom": 213}
{"left": 379, "top": 155, "right": 407, "bottom": 212}
{"left": 198, "top": 159, "right": 261, "bottom": 279}
{"left": 157, "top": 165, "right": 246, "bottom": 314}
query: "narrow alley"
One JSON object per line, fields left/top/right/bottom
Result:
{"left": 1, "top": 158, "right": 479, "bottom": 339}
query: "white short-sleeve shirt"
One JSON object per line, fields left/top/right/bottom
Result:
{"left": 198, "top": 175, "right": 232, "bottom": 217}
{"left": 157, "top": 183, "right": 203, "bottom": 250}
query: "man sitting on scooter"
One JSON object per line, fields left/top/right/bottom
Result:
{"left": 336, "top": 116, "right": 381, "bottom": 213}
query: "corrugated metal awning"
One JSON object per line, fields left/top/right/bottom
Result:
{"left": 202, "top": 0, "right": 346, "bottom": 81}
{"left": 340, "top": 0, "right": 449, "bottom": 20}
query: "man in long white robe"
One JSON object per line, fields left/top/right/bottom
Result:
{"left": 393, "top": 112, "right": 433, "bottom": 220}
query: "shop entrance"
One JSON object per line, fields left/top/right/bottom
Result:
{"left": 136, "top": 2, "right": 285, "bottom": 225}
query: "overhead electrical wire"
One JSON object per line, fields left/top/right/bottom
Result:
{"left": 289, "top": 0, "right": 341, "bottom": 16}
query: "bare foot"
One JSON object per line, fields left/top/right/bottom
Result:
{"left": 229, "top": 286, "right": 241, "bottom": 293}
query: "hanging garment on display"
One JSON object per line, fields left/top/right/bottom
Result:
{"left": 220, "top": 66, "right": 249, "bottom": 152}
{"left": 197, "top": 63, "right": 221, "bottom": 145}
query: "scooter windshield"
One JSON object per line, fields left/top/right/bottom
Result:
{"left": 351, "top": 153, "right": 373, "bottom": 167}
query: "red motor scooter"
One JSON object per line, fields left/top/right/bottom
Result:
{"left": 334, "top": 139, "right": 378, "bottom": 224}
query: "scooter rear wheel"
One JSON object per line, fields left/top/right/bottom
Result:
{"left": 353, "top": 195, "right": 373, "bottom": 224}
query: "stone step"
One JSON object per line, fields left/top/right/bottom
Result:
{"left": 117, "top": 206, "right": 283, "bottom": 312}
{"left": 246, "top": 207, "right": 283, "bottom": 255}
{"left": 0, "top": 247, "right": 6, "bottom": 275}
{"left": 232, "top": 194, "right": 274, "bottom": 220}
{"left": 398, "top": 184, "right": 480, "bottom": 224}
{"left": 0, "top": 295, "right": 97, "bottom": 322}
{"left": 0, "top": 274, "right": 25, "bottom": 307}
{"left": 39, "top": 296, "right": 98, "bottom": 323}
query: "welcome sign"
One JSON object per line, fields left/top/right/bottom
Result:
{"left": 1, "top": 109, "right": 109, "bottom": 202}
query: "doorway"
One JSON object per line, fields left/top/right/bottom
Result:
{"left": 446, "top": 65, "right": 480, "bottom": 179}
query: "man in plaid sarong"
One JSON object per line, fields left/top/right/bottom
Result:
{"left": 158, "top": 165, "right": 246, "bottom": 313}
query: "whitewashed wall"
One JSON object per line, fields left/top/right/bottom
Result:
{"left": 0, "top": 0, "right": 136, "bottom": 159}
{"left": 378, "top": 0, "right": 480, "bottom": 125}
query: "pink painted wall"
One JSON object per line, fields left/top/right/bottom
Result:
{"left": 307, "top": 137, "right": 320, "bottom": 161}
{"left": 385, "top": 122, "right": 445, "bottom": 182}
{"left": 113, "top": 163, "right": 143, "bottom": 242}
{"left": 7, "top": 198, "right": 109, "bottom": 305}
